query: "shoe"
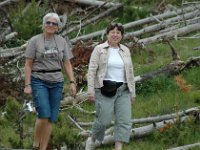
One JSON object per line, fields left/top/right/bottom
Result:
{"left": 85, "top": 137, "right": 95, "bottom": 150}
{"left": 32, "top": 146, "right": 39, "bottom": 150}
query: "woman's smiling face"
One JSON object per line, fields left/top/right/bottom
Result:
{"left": 44, "top": 17, "right": 58, "bottom": 34}
{"left": 107, "top": 27, "right": 123, "bottom": 45}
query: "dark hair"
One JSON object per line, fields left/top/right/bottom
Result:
{"left": 106, "top": 23, "right": 124, "bottom": 35}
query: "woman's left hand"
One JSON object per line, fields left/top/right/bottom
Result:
{"left": 131, "top": 97, "right": 136, "bottom": 105}
{"left": 70, "top": 83, "right": 77, "bottom": 98}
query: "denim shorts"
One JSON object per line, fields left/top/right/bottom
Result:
{"left": 31, "top": 76, "right": 64, "bottom": 122}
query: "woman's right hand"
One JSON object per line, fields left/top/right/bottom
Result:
{"left": 24, "top": 85, "right": 32, "bottom": 94}
{"left": 88, "top": 93, "right": 95, "bottom": 103}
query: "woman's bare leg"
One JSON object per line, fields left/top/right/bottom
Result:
{"left": 33, "top": 118, "right": 53, "bottom": 150}
{"left": 33, "top": 119, "right": 43, "bottom": 148}
{"left": 115, "top": 141, "right": 123, "bottom": 150}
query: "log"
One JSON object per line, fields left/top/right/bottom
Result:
{"left": 132, "top": 107, "right": 199, "bottom": 124}
{"left": 90, "top": 116, "right": 190, "bottom": 148}
{"left": 134, "top": 56, "right": 200, "bottom": 82}
{"left": 63, "top": 0, "right": 120, "bottom": 8}
{"left": 124, "top": 9, "right": 200, "bottom": 39}
{"left": 0, "top": 0, "right": 20, "bottom": 7}
{"left": 158, "top": 17, "right": 200, "bottom": 34}
{"left": 134, "top": 60, "right": 185, "bottom": 82}
{"left": 0, "top": 43, "right": 27, "bottom": 58}
{"left": 77, "top": 106, "right": 199, "bottom": 127}
{"left": 167, "top": 142, "right": 200, "bottom": 150}
{"left": 61, "top": 92, "right": 88, "bottom": 105}
{"left": 70, "top": 4, "right": 200, "bottom": 43}
{"left": 59, "top": 56, "right": 200, "bottom": 108}
{"left": 62, "top": 3, "right": 122, "bottom": 36}
{"left": 5, "top": 32, "right": 18, "bottom": 41}
{"left": 128, "top": 23, "right": 200, "bottom": 46}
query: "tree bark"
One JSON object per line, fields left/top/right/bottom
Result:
{"left": 0, "top": 43, "right": 27, "bottom": 58}
{"left": 64, "top": 0, "right": 120, "bottom": 8}
{"left": 0, "top": 0, "right": 20, "bottom": 7}
{"left": 61, "top": 92, "right": 88, "bottom": 106}
{"left": 128, "top": 23, "right": 200, "bottom": 46}
{"left": 167, "top": 143, "right": 200, "bottom": 150}
{"left": 124, "top": 9, "right": 200, "bottom": 39}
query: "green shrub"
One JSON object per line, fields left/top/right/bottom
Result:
{"left": 136, "top": 75, "right": 177, "bottom": 95}
{"left": 52, "top": 113, "right": 82, "bottom": 149}
{"left": 151, "top": 118, "right": 200, "bottom": 147}
{"left": 10, "top": 0, "right": 46, "bottom": 41}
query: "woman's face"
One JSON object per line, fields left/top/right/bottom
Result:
{"left": 44, "top": 17, "right": 58, "bottom": 34}
{"left": 107, "top": 27, "right": 122, "bottom": 45}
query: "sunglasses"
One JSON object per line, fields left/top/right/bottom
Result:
{"left": 45, "top": 21, "right": 58, "bottom": 26}
{"left": 110, "top": 23, "right": 123, "bottom": 27}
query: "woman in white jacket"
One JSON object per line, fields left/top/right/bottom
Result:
{"left": 86, "top": 23, "right": 136, "bottom": 150}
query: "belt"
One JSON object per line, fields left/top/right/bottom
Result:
{"left": 32, "top": 69, "right": 61, "bottom": 73}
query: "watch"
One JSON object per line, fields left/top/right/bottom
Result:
{"left": 69, "top": 81, "right": 76, "bottom": 84}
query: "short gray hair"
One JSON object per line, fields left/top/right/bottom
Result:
{"left": 42, "top": 12, "right": 61, "bottom": 28}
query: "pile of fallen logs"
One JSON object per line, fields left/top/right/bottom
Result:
{"left": 0, "top": 0, "right": 200, "bottom": 149}
{"left": 1, "top": 0, "right": 200, "bottom": 81}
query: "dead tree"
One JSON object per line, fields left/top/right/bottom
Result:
{"left": 128, "top": 23, "right": 200, "bottom": 46}
{"left": 64, "top": 0, "right": 120, "bottom": 8}
{"left": 70, "top": 4, "right": 200, "bottom": 43}
{"left": 0, "top": 0, "right": 20, "bottom": 7}
{"left": 163, "top": 38, "right": 180, "bottom": 61}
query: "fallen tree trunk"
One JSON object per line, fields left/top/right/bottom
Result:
{"left": 70, "top": 4, "right": 200, "bottom": 43}
{"left": 158, "top": 17, "right": 200, "bottom": 35}
{"left": 77, "top": 106, "right": 199, "bottom": 126}
{"left": 168, "top": 142, "right": 200, "bottom": 150}
{"left": 61, "top": 92, "right": 88, "bottom": 106}
{"left": 89, "top": 115, "right": 190, "bottom": 148}
{"left": 5, "top": 32, "right": 18, "bottom": 42}
{"left": 0, "top": 43, "right": 27, "bottom": 58}
{"left": 124, "top": 9, "right": 200, "bottom": 39}
{"left": 59, "top": 56, "right": 200, "bottom": 106}
{"left": 63, "top": 0, "right": 120, "bottom": 8}
{"left": 0, "top": 0, "right": 20, "bottom": 7}
{"left": 134, "top": 56, "right": 200, "bottom": 82}
{"left": 128, "top": 23, "right": 200, "bottom": 46}
{"left": 62, "top": 3, "right": 122, "bottom": 36}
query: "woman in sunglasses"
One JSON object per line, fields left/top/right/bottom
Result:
{"left": 86, "top": 23, "right": 136, "bottom": 150}
{"left": 24, "top": 12, "right": 76, "bottom": 150}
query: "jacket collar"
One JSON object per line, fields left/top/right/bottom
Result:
{"left": 101, "top": 41, "right": 124, "bottom": 51}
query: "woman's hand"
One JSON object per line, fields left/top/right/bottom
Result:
{"left": 70, "top": 83, "right": 77, "bottom": 98}
{"left": 24, "top": 85, "right": 32, "bottom": 94}
{"left": 131, "top": 97, "right": 136, "bottom": 105}
{"left": 88, "top": 93, "right": 95, "bottom": 103}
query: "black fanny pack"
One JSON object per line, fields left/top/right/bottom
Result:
{"left": 100, "top": 80, "right": 123, "bottom": 97}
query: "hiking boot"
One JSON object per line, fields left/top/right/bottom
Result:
{"left": 85, "top": 137, "right": 95, "bottom": 150}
